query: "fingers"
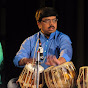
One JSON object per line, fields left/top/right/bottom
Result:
{"left": 53, "top": 56, "right": 60, "bottom": 65}
{"left": 45, "top": 55, "right": 59, "bottom": 66}
{"left": 45, "top": 62, "right": 51, "bottom": 66}
{"left": 25, "top": 58, "right": 36, "bottom": 65}
{"left": 48, "top": 56, "right": 56, "bottom": 66}
{"left": 45, "top": 60, "right": 56, "bottom": 66}
{"left": 45, "top": 55, "right": 53, "bottom": 66}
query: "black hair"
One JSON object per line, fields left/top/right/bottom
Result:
{"left": 35, "top": 7, "right": 58, "bottom": 22}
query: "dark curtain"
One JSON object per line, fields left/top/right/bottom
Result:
{"left": 85, "top": 0, "right": 88, "bottom": 65}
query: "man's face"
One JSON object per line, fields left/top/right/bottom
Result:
{"left": 37, "top": 16, "right": 58, "bottom": 36}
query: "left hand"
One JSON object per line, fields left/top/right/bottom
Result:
{"left": 45, "top": 55, "right": 60, "bottom": 66}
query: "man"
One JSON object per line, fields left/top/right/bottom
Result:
{"left": 7, "top": 7, "right": 72, "bottom": 88}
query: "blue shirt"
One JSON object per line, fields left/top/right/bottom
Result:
{"left": 13, "top": 30, "right": 72, "bottom": 69}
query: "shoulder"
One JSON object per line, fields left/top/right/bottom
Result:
{"left": 55, "top": 30, "right": 71, "bottom": 42}
{"left": 22, "top": 32, "right": 39, "bottom": 44}
{"left": 25, "top": 32, "right": 39, "bottom": 41}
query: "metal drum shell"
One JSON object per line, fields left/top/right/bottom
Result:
{"left": 44, "top": 61, "right": 76, "bottom": 88}
{"left": 18, "top": 63, "right": 44, "bottom": 88}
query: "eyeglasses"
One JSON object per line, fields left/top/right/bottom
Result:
{"left": 42, "top": 18, "right": 58, "bottom": 24}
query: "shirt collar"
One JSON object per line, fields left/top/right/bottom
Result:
{"left": 39, "top": 31, "right": 56, "bottom": 40}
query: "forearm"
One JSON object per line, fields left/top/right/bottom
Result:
{"left": 59, "top": 34, "right": 73, "bottom": 62}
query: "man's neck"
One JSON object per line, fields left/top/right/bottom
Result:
{"left": 44, "top": 33, "right": 51, "bottom": 39}
{"left": 41, "top": 30, "right": 51, "bottom": 39}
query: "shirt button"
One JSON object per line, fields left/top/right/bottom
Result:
{"left": 47, "top": 40, "right": 48, "bottom": 42}
{"left": 45, "top": 51, "right": 46, "bottom": 52}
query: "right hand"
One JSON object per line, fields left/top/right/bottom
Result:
{"left": 19, "top": 58, "right": 36, "bottom": 66}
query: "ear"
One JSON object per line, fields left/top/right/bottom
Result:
{"left": 37, "top": 21, "right": 42, "bottom": 29}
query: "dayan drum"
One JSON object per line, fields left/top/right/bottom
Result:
{"left": 18, "top": 63, "right": 44, "bottom": 88}
{"left": 44, "top": 61, "right": 76, "bottom": 88}
{"left": 77, "top": 66, "right": 88, "bottom": 88}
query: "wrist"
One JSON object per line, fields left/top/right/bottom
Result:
{"left": 58, "top": 57, "right": 66, "bottom": 65}
{"left": 19, "top": 58, "right": 27, "bottom": 66}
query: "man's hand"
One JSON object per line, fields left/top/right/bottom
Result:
{"left": 19, "top": 58, "right": 36, "bottom": 66}
{"left": 45, "top": 55, "right": 60, "bottom": 66}
{"left": 45, "top": 55, "right": 66, "bottom": 66}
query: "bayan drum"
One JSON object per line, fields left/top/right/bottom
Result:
{"left": 44, "top": 61, "right": 76, "bottom": 88}
{"left": 77, "top": 66, "right": 88, "bottom": 88}
{"left": 18, "top": 63, "right": 44, "bottom": 88}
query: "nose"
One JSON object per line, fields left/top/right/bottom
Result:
{"left": 49, "top": 20, "right": 54, "bottom": 25}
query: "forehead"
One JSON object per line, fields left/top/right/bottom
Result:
{"left": 42, "top": 16, "right": 56, "bottom": 20}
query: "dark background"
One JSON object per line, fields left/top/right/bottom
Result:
{"left": 0, "top": 0, "right": 88, "bottom": 87}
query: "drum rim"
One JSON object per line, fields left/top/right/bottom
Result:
{"left": 51, "top": 61, "right": 74, "bottom": 70}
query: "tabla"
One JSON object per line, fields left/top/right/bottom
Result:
{"left": 44, "top": 61, "right": 76, "bottom": 88}
{"left": 77, "top": 66, "right": 88, "bottom": 88}
{"left": 18, "top": 63, "right": 44, "bottom": 88}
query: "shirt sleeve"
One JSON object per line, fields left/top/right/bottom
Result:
{"left": 13, "top": 37, "right": 31, "bottom": 68}
{"left": 59, "top": 34, "right": 73, "bottom": 62}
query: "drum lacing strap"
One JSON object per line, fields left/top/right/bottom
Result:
{"left": 31, "top": 68, "right": 36, "bottom": 87}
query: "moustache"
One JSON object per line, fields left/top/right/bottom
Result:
{"left": 48, "top": 26, "right": 55, "bottom": 29}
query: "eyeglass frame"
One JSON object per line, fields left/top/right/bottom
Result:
{"left": 41, "top": 18, "right": 58, "bottom": 24}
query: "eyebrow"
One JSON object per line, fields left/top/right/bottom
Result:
{"left": 44, "top": 18, "right": 57, "bottom": 20}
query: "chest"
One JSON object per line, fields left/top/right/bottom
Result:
{"left": 30, "top": 39, "right": 60, "bottom": 58}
